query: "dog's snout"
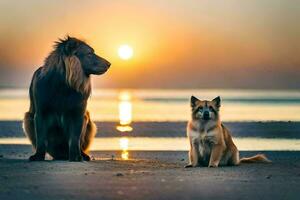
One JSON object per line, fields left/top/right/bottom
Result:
{"left": 96, "top": 55, "right": 111, "bottom": 68}
{"left": 101, "top": 59, "right": 111, "bottom": 69}
{"left": 203, "top": 111, "right": 210, "bottom": 119}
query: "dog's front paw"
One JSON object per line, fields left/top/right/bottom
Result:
{"left": 184, "top": 164, "right": 193, "bottom": 168}
{"left": 208, "top": 164, "right": 218, "bottom": 168}
{"left": 81, "top": 153, "right": 91, "bottom": 161}
{"left": 29, "top": 154, "right": 45, "bottom": 161}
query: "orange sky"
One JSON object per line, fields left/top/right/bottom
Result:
{"left": 0, "top": 0, "right": 299, "bottom": 89}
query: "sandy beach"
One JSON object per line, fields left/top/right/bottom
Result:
{"left": 0, "top": 121, "right": 300, "bottom": 199}
{"left": 0, "top": 146, "right": 300, "bottom": 200}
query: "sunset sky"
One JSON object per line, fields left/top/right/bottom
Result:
{"left": 0, "top": 0, "right": 299, "bottom": 89}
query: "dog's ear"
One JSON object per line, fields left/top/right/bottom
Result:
{"left": 212, "top": 96, "right": 221, "bottom": 108}
{"left": 191, "top": 96, "right": 200, "bottom": 108}
{"left": 64, "top": 37, "right": 79, "bottom": 55}
{"left": 64, "top": 55, "right": 86, "bottom": 93}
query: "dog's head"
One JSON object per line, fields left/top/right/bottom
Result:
{"left": 49, "top": 36, "right": 110, "bottom": 93}
{"left": 190, "top": 96, "right": 221, "bottom": 121}
{"left": 59, "top": 36, "right": 111, "bottom": 76}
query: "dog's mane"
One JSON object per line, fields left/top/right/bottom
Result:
{"left": 42, "top": 36, "right": 91, "bottom": 96}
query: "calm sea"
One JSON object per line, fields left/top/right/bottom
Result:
{"left": 0, "top": 88, "right": 300, "bottom": 121}
{"left": 1, "top": 89, "right": 300, "bottom": 154}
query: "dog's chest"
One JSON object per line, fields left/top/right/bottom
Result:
{"left": 189, "top": 131, "right": 215, "bottom": 152}
{"left": 188, "top": 121, "right": 219, "bottom": 156}
{"left": 198, "top": 131, "right": 216, "bottom": 158}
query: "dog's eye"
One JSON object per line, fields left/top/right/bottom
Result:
{"left": 209, "top": 106, "right": 213, "bottom": 111}
{"left": 198, "top": 106, "right": 203, "bottom": 111}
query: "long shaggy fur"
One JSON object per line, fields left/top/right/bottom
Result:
{"left": 23, "top": 36, "right": 110, "bottom": 161}
{"left": 64, "top": 56, "right": 90, "bottom": 94}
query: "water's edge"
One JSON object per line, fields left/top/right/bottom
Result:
{"left": 1, "top": 121, "right": 300, "bottom": 138}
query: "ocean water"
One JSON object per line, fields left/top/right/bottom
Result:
{"left": 0, "top": 88, "right": 300, "bottom": 121}
{"left": 1, "top": 88, "right": 300, "bottom": 156}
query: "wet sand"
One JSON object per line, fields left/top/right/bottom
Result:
{"left": 0, "top": 144, "right": 300, "bottom": 200}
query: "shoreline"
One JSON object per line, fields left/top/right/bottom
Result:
{"left": 0, "top": 121, "right": 300, "bottom": 138}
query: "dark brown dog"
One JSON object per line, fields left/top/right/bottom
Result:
{"left": 23, "top": 36, "right": 110, "bottom": 161}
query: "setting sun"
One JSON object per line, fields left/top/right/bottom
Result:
{"left": 118, "top": 44, "right": 133, "bottom": 60}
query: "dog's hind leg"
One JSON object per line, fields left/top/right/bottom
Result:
{"left": 23, "top": 71, "right": 38, "bottom": 149}
{"left": 80, "top": 111, "right": 97, "bottom": 161}
{"left": 230, "top": 150, "right": 240, "bottom": 166}
{"left": 23, "top": 112, "right": 36, "bottom": 149}
{"left": 226, "top": 149, "right": 240, "bottom": 166}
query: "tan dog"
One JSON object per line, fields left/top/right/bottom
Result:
{"left": 186, "top": 96, "right": 270, "bottom": 168}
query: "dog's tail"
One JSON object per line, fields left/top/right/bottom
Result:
{"left": 239, "top": 154, "right": 271, "bottom": 164}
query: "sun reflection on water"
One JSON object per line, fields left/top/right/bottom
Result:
{"left": 116, "top": 91, "right": 133, "bottom": 130}
{"left": 119, "top": 101, "right": 132, "bottom": 125}
{"left": 119, "top": 137, "right": 129, "bottom": 160}
{"left": 116, "top": 91, "right": 133, "bottom": 160}
{"left": 116, "top": 125, "right": 133, "bottom": 132}
{"left": 119, "top": 137, "right": 129, "bottom": 150}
